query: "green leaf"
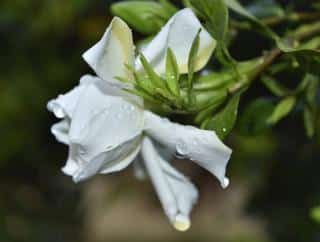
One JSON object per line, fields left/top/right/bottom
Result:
{"left": 188, "top": 0, "right": 236, "bottom": 68}
{"left": 305, "top": 74, "right": 319, "bottom": 107}
{"left": 159, "top": 0, "right": 177, "bottom": 15}
{"left": 188, "top": 29, "right": 201, "bottom": 89}
{"left": 194, "top": 58, "right": 263, "bottom": 91}
{"left": 261, "top": 76, "right": 289, "bottom": 97}
{"left": 262, "top": 73, "right": 311, "bottom": 97}
{"left": 238, "top": 98, "right": 275, "bottom": 136}
{"left": 304, "top": 107, "right": 316, "bottom": 138}
{"left": 205, "top": 93, "right": 241, "bottom": 139}
{"left": 299, "top": 36, "right": 320, "bottom": 50}
{"left": 267, "top": 96, "right": 296, "bottom": 124}
{"left": 225, "top": 0, "right": 280, "bottom": 42}
{"left": 303, "top": 73, "right": 319, "bottom": 138}
{"left": 311, "top": 206, "right": 320, "bottom": 223}
{"left": 247, "top": 0, "right": 285, "bottom": 18}
{"left": 111, "top": 1, "right": 175, "bottom": 34}
{"left": 139, "top": 54, "right": 165, "bottom": 89}
{"left": 165, "top": 48, "right": 180, "bottom": 96}
{"left": 195, "top": 91, "right": 227, "bottom": 125}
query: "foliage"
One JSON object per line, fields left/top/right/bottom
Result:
{"left": 112, "top": 0, "right": 320, "bottom": 141}
{"left": 1, "top": 0, "right": 320, "bottom": 241}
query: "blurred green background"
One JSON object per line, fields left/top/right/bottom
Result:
{"left": 0, "top": 0, "right": 320, "bottom": 242}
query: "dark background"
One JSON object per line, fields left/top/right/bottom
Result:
{"left": 0, "top": 0, "right": 319, "bottom": 241}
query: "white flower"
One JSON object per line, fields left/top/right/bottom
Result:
{"left": 47, "top": 8, "right": 231, "bottom": 231}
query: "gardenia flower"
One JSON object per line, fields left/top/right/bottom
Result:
{"left": 47, "top": 8, "right": 232, "bottom": 231}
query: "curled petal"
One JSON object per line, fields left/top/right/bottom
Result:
{"left": 62, "top": 143, "right": 82, "bottom": 176}
{"left": 144, "top": 111, "right": 232, "bottom": 189}
{"left": 83, "top": 17, "right": 135, "bottom": 83}
{"left": 141, "top": 137, "right": 198, "bottom": 231}
{"left": 136, "top": 8, "right": 216, "bottom": 75}
{"left": 72, "top": 136, "right": 141, "bottom": 183}
{"left": 47, "top": 75, "right": 98, "bottom": 119}
{"left": 51, "top": 119, "right": 70, "bottom": 145}
{"left": 63, "top": 81, "right": 144, "bottom": 182}
{"left": 133, "top": 158, "right": 147, "bottom": 181}
{"left": 69, "top": 82, "right": 144, "bottom": 157}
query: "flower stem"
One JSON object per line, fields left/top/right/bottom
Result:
{"left": 228, "top": 21, "right": 320, "bottom": 95}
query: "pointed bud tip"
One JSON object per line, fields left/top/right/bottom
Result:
{"left": 173, "top": 214, "right": 190, "bottom": 232}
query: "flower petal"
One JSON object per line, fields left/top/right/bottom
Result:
{"left": 51, "top": 119, "right": 70, "bottom": 145}
{"left": 83, "top": 17, "right": 135, "bottom": 83}
{"left": 141, "top": 137, "right": 198, "bottom": 231}
{"left": 136, "top": 8, "right": 216, "bottom": 75}
{"left": 144, "top": 111, "right": 232, "bottom": 188}
{"left": 62, "top": 144, "right": 81, "bottom": 176}
{"left": 72, "top": 136, "right": 141, "bottom": 182}
{"left": 69, "top": 82, "right": 144, "bottom": 157}
{"left": 47, "top": 75, "right": 98, "bottom": 119}
{"left": 64, "top": 81, "right": 144, "bottom": 182}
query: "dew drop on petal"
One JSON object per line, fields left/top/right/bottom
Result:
{"left": 176, "top": 140, "right": 189, "bottom": 156}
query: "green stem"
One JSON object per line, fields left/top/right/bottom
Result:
{"left": 228, "top": 21, "right": 320, "bottom": 94}
{"left": 263, "top": 12, "right": 320, "bottom": 26}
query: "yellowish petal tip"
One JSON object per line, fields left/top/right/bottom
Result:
{"left": 173, "top": 214, "right": 190, "bottom": 232}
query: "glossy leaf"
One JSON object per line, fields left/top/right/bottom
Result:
{"left": 111, "top": 1, "right": 175, "bottom": 34}
{"left": 303, "top": 107, "right": 316, "bottom": 138}
{"left": 267, "top": 96, "right": 296, "bottom": 124}
{"left": 247, "top": 0, "right": 285, "bottom": 18}
{"left": 311, "top": 206, "right": 320, "bottom": 223}
{"left": 188, "top": 30, "right": 201, "bottom": 88}
{"left": 165, "top": 48, "right": 180, "bottom": 96}
{"left": 225, "top": 0, "right": 280, "bottom": 42}
{"left": 188, "top": 0, "right": 236, "bottom": 68}
{"left": 239, "top": 98, "right": 275, "bottom": 136}
{"left": 205, "top": 93, "right": 241, "bottom": 139}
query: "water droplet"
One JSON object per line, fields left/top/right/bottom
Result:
{"left": 176, "top": 140, "right": 188, "bottom": 156}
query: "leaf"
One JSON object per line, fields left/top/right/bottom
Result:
{"left": 188, "top": 30, "right": 201, "bottom": 88}
{"left": 261, "top": 76, "right": 290, "bottom": 97}
{"left": 165, "top": 48, "right": 180, "bottom": 96}
{"left": 303, "top": 73, "right": 319, "bottom": 138}
{"left": 111, "top": 1, "right": 175, "bottom": 34}
{"left": 194, "top": 58, "right": 264, "bottom": 90}
{"left": 139, "top": 54, "right": 165, "bottom": 89}
{"left": 305, "top": 74, "right": 319, "bottom": 107}
{"left": 303, "top": 107, "right": 316, "bottom": 138}
{"left": 299, "top": 36, "right": 320, "bottom": 50}
{"left": 262, "top": 74, "right": 310, "bottom": 97}
{"left": 247, "top": 0, "right": 285, "bottom": 18}
{"left": 225, "top": 0, "right": 280, "bottom": 42}
{"left": 188, "top": 0, "right": 236, "bottom": 68}
{"left": 311, "top": 206, "right": 320, "bottom": 223}
{"left": 195, "top": 91, "right": 227, "bottom": 125}
{"left": 267, "top": 96, "right": 296, "bottom": 124}
{"left": 187, "top": 0, "right": 228, "bottom": 41}
{"left": 205, "top": 93, "right": 241, "bottom": 139}
{"left": 238, "top": 98, "right": 275, "bottom": 136}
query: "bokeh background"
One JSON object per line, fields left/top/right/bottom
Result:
{"left": 1, "top": 0, "right": 320, "bottom": 242}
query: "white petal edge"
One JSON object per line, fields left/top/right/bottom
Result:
{"left": 83, "top": 17, "right": 135, "bottom": 84}
{"left": 72, "top": 136, "right": 141, "bottom": 183}
{"left": 144, "top": 111, "right": 232, "bottom": 189}
{"left": 47, "top": 75, "right": 98, "bottom": 119}
{"left": 68, "top": 81, "right": 144, "bottom": 162}
{"left": 51, "top": 119, "right": 70, "bottom": 145}
{"left": 141, "top": 137, "right": 198, "bottom": 231}
{"left": 135, "top": 8, "right": 216, "bottom": 75}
